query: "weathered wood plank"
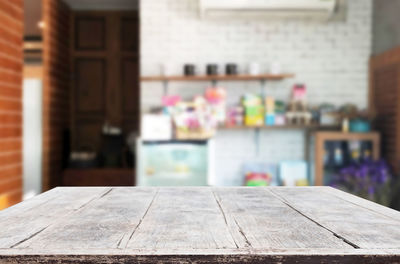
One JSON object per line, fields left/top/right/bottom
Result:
{"left": 322, "top": 187, "right": 400, "bottom": 222}
{"left": 0, "top": 187, "right": 77, "bottom": 218}
{"left": 269, "top": 187, "right": 400, "bottom": 249}
{"left": 0, "top": 187, "right": 110, "bottom": 248}
{"left": 14, "top": 187, "right": 158, "bottom": 250}
{"left": 213, "top": 187, "right": 352, "bottom": 249}
{"left": 126, "top": 188, "right": 238, "bottom": 249}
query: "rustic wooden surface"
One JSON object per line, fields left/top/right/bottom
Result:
{"left": 0, "top": 187, "right": 400, "bottom": 263}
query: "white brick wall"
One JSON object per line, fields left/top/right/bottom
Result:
{"left": 140, "top": 0, "right": 373, "bottom": 186}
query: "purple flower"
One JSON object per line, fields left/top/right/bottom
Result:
{"left": 330, "top": 159, "right": 392, "bottom": 202}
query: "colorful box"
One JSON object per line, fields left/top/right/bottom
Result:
{"left": 265, "top": 114, "right": 275, "bottom": 126}
{"left": 243, "top": 94, "right": 264, "bottom": 126}
{"left": 245, "top": 115, "right": 264, "bottom": 126}
{"left": 265, "top": 96, "right": 275, "bottom": 113}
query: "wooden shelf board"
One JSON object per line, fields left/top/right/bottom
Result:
{"left": 141, "top": 74, "right": 295, "bottom": 82}
{"left": 314, "top": 131, "right": 380, "bottom": 141}
{"left": 219, "top": 124, "right": 340, "bottom": 131}
{"left": 62, "top": 168, "right": 135, "bottom": 187}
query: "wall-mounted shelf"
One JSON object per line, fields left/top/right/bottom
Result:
{"left": 141, "top": 74, "right": 295, "bottom": 82}
{"left": 141, "top": 74, "right": 295, "bottom": 96}
{"left": 219, "top": 124, "right": 339, "bottom": 131}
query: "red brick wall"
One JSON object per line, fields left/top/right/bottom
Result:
{"left": 0, "top": 1, "right": 24, "bottom": 209}
{"left": 42, "top": 0, "right": 71, "bottom": 190}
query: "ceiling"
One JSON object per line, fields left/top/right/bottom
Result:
{"left": 23, "top": 0, "right": 138, "bottom": 38}
{"left": 62, "top": 0, "right": 138, "bottom": 10}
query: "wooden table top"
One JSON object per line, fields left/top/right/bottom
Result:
{"left": 1, "top": 187, "right": 400, "bottom": 263}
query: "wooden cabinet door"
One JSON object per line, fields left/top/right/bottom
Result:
{"left": 74, "top": 58, "right": 106, "bottom": 115}
{"left": 121, "top": 58, "right": 140, "bottom": 134}
{"left": 71, "top": 11, "right": 139, "bottom": 152}
{"left": 370, "top": 51, "right": 400, "bottom": 174}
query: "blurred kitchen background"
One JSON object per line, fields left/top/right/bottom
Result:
{"left": 1, "top": 0, "right": 400, "bottom": 209}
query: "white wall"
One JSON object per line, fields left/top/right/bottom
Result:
{"left": 140, "top": 0, "right": 373, "bottom": 186}
{"left": 23, "top": 80, "right": 42, "bottom": 199}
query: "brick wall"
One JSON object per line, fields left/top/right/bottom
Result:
{"left": 0, "top": 1, "right": 24, "bottom": 209}
{"left": 141, "top": 0, "right": 373, "bottom": 185}
{"left": 42, "top": 0, "right": 71, "bottom": 190}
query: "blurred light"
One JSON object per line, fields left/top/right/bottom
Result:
{"left": 0, "top": 194, "right": 10, "bottom": 210}
{"left": 38, "top": 21, "right": 45, "bottom": 29}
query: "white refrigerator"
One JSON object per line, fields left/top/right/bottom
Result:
{"left": 136, "top": 139, "right": 215, "bottom": 186}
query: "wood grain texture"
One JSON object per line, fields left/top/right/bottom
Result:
{"left": 0, "top": 187, "right": 400, "bottom": 263}
{"left": 126, "top": 188, "right": 238, "bottom": 250}
{"left": 213, "top": 188, "right": 352, "bottom": 249}
{"left": 70, "top": 11, "right": 140, "bottom": 153}
{"left": 269, "top": 187, "right": 400, "bottom": 249}
{"left": 0, "top": 0, "right": 24, "bottom": 209}
{"left": 42, "top": 0, "right": 72, "bottom": 190}
{"left": 0, "top": 187, "right": 110, "bottom": 248}
{"left": 15, "top": 188, "right": 157, "bottom": 250}
{"left": 370, "top": 46, "right": 400, "bottom": 174}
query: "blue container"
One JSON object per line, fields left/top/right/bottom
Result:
{"left": 265, "top": 114, "right": 275, "bottom": 126}
{"left": 349, "top": 119, "right": 371, "bottom": 132}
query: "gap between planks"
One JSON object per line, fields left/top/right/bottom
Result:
{"left": 117, "top": 188, "right": 160, "bottom": 249}
{"left": 267, "top": 188, "right": 360, "bottom": 249}
{"left": 321, "top": 187, "right": 400, "bottom": 223}
{"left": 76, "top": 188, "right": 114, "bottom": 211}
{"left": 211, "top": 189, "right": 252, "bottom": 249}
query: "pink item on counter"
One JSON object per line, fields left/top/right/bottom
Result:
{"left": 292, "top": 84, "right": 306, "bottom": 101}
{"left": 162, "top": 95, "right": 181, "bottom": 106}
{"left": 205, "top": 87, "right": 226, "bottom": 104}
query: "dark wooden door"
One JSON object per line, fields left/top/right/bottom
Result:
{"left": 71, "top": 11, "right": 139, "bottom": 152}
{"left": 370, "top": 47, "right": 400, "bottom": 174}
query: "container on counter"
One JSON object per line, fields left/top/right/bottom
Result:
{"left": 205, "top": 87, "right": 227, "bottom": 125}
{"left": 275, "top": 114, "right": 286, "bottom": 125}
{"left": 270, "top": 62, "right": 282, "bottom": 75}
{"left": 361, "top": 141, "right": 373, "bottom": 160}
{"left": 242, "top": 94, "right": 264, "bottom": 126}
{"left": 160, "top": 63, "right": 174, "bottom": 76}
{"left": 349, "top": 119, "right": 371, "bottom": 133}
{"left": 248, "top": 63, "right": 261, "bottom": 76}
{"left": 349, "top": 140, "right": 361, "bottom": 163}
{"left": 184, "top": 64, "right": 196, "bottom": 76}
{"left": 243, "top": 162, "right": 278, "bottom": 186}
{"left": 265, "top": 114, "right": 275, "bottom": 125}
{"left": 226, "top": 106, "right": 244, "bottom": 127}
{"left": 265, "top": 96, "right": 275, "bottom": 126}
{"left": 206, "top": 64, "right": 219, "bottom": 76}
{"left": 274, "top": 100, "right": 286, "bottom": 126}
{"left": 225, "top": 63, "right": 238, "bottom": 75}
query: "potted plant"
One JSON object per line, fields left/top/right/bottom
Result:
{"left": 330, "top": 159, "right": 394, "bottom": 206}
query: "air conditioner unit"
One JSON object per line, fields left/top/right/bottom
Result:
{"left": 199, "top": 0, "right": 341, "bottom": 21}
